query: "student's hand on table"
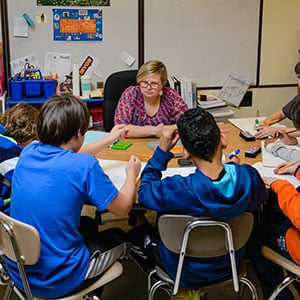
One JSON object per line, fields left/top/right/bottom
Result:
{"left": 109, "top": 124, "right": 127, "bottom": 140}
{"left": 273, "top": 162, "right": 298, "bottom": 176}
{"left": 277, "top": 130, "right": 298, "bottom": 145}
{"left": 224, "top": 154, "right": 240, "bottom": 165}
{"left": 126, "top": 155, "right": 141, "bottom": 178}
{"left": 159, "top": 127, "right": 180, "bottom": 152}
{"left": 254, "top": 125, "right": 277, "bottom": 139}
{"left": 263, "top": 176, "right": 279, "bottom": 187}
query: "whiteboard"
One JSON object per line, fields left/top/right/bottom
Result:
{"left": 145, "top": 0, "right": 260, "bottom": 87}
{"left": 7, "top": 0, "right": 138, "bottom": 83}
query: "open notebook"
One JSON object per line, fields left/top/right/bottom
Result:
{"left": 253, "top": 162, "right": 300, "bottom": 189}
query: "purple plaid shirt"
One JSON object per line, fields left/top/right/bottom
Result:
{"left": 114, "top": 85, "right": 188, "bottom": 126}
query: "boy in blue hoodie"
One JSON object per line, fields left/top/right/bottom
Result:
{"left": 128, "top": 107, "right": 268, "bottom": 291}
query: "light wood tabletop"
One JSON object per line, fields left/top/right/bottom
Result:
{"left": 96, "top": 123, "right": 262, "bottom": 167}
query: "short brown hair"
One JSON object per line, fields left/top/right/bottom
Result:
{"left": 0, "top": 102, "right": 39, "bottom": 144}
{"left": 136, "top": 60, "right": 168, "bottom": 84}
{"left": 38, "top": 94, "right": 89, "bottom": 146}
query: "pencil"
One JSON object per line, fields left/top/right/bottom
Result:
{"left": 277, "top": 159, "right": 300, "bottom": 172}
{"left": 275, "top": 128, "right": 300, "bottom": 138}
{"left": 136, "top": 153, "right": 152, "bottom": 159}
{"left": 284, "top": 128, "right": 300, "bottom": 135}
{"left": 264, "top": 119, "right": 280, "bottom": 126}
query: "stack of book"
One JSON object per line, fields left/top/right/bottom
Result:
{"left": 168, "top": 76, "right": 197, "bottom": 108}
{"left": 197, "top": 96, "right": 227, "bottom": 110}
{"left": 197, "top": 95, "right": 234, "bottom": 120}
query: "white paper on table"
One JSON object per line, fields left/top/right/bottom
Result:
{"left": 252, "top": 162, "right": 300, "bottom": 189}
{"left": 228, "top": 117, "right": 285, "bottom": 136}
{"left": 98, "top": 159, "right": 196, "bottom": 190}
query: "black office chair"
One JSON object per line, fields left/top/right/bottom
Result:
{"left": 103, "top": 70, "right": 138, "bottom": 132}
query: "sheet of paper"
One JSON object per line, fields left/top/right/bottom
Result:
{"left": 10, "top": 54, "right": 40, "bottom": 77}
{"left": 162, "top": 167, "right": 196, "bottom": 178}
{"left": 219, "top": 72, "right": 251, "bottom": 107}
{"left": 228, "top": 117, "right": 285, "bottom": 136}
{"left": 98, "top": 159, "right": 146, "bottom": 189}
{"left": 83, "top": 131, "right": 109, "bottom": 146}
{"left": 13, "top": 17, "right": 29, "bottom": 37}
{"left": 252, "top": 162, "right": 300, "bottom": 189}
{"left": 98, "top": 159, "right": 195, "bottom": 189}
{"left": 44, "top": 51, "right": 71, "bottom": 82}
{"left": 119, "top": 51, "right": 136, "bottom": 67}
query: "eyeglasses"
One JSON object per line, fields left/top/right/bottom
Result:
{"left": 139, "top": 81, "right": 161, "bottom": 89}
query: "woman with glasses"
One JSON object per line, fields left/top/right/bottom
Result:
{"left": 254, "top": 61, "right": 300, "bottom": 140}
{"left": 114, "top": 60, "right": 188, "bottom": 138}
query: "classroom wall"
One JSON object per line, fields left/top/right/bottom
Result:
{"left": 5, "top": 0, "right": 300, "bottom": 118}
{"left": 260, "top": 0, "right": 300, "bottom": 85}
{"left": 7, "top": 0, "right": 138, "bottom": 85}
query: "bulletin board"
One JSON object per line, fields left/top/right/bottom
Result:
{"left": 37, "top": 0, "right": 110, "bottom": 6}
{"left": 7, "top": 0, "right": 138, "bottom": 82}
{"left": 53, "top": 9, "right": 103, "bottom": 41}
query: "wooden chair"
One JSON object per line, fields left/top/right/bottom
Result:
{"left": 148, "top": 212, "right": 258, "bottom": 300}
{"left": 0, "top": 212, "right": 123, "bottom": 300}
{"left": 261, "top": 246, "right": 300, "bottom": 300}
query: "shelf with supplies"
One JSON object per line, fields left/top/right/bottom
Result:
{"left": 6, "top": 96, "right": 103, "bottom": 109}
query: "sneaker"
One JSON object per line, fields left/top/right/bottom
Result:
{"left": 170, "top": 288, "right": 205, "bottom": 300}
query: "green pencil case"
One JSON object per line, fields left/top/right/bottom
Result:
{"left": 111, "top": 141, "right": 132, "bottom": 150}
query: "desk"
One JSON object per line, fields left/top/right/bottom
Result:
{"left": 96, "top": 123, "right": 262, "bottom": 166}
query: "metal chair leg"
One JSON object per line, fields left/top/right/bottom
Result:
{"left": 239, "top": 277, "right": 258, "bottom": 300}
{"left": 148, "top": 280, "right": 170, "bottom": 300}
{"left": 268, "top": 275, "right": 297, "bottom": 300}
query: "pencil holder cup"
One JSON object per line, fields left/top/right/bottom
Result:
{"left": 81, "top": 75, "right": 92, "bottom": 98}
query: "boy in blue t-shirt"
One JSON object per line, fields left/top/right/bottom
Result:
{"left": 6, "top": 95, "right": 141, "bottom": 298}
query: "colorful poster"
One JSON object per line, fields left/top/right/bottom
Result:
{"left": 53, "top": 9, "right": 103, "bottom": 41}
{"left": 38, "top": 0, "right": 109, "bottom": 6}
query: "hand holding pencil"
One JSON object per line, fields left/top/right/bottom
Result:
{"left": 274, "top": 160, "right": 300, "bottom": 175}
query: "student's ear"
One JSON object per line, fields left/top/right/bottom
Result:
{"left": 76, "top": 129, "right": 82, "bottom": 138}
{"left": 220, "top": 133, "right": 228, "bottom": 149}
{"left": 182, "top": 147, "right": 191, "bottom": 159}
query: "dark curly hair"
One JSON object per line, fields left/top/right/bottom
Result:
{"left": 177, "top": 108, "right": 220, "bottom": 162}
{"left": 0, "top": 102, "right": 39, "bottom": 144}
